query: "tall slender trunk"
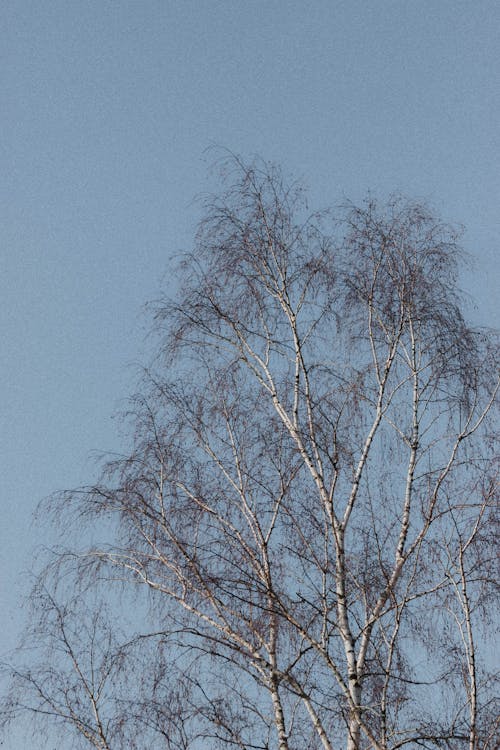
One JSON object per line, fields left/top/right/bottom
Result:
{"left": 269, "top": 676, "right": 289, "bottom": 750}
{"left": 459, "top": 547, "right": 477, "bottom": 750}
{"left": 335, "top": 528, "right": 362, "bottom": 750}
{"left": 347, "top": 690, "right": 362, "bottom": 750}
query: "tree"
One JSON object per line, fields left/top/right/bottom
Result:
{"left": 2, "top": 157, "right": 498, "bottom": 750}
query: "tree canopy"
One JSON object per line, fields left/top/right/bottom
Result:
{"left": 2, "top": 157, "right": 498, "bottom": 750}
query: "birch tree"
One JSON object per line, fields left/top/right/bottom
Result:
{"left": 2, "top": 158, "right": 498, "bottom": 749}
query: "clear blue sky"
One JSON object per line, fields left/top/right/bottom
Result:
{"left": 1, "top": 0, "right": 499, "bottom": 705}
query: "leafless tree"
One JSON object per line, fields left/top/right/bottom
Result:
{"left": 1, "top": 585, "right": 127, "bottom": 750}
{"left": 2, "top": 157, "right": 498, "bottom": 749}
{"left": 1, "top": 579, "right": 208, "bottom": 749}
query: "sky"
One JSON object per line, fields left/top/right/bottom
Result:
{"left": 1, "top": 0, "right": 499, "bottom": 741}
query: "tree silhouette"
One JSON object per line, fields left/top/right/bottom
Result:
{"left": 2, "top": 157, "right": 498, "bottom": 749}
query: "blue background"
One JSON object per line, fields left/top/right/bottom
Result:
{"left": 1, "top": 2, "right": 498, "bottom": 743}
